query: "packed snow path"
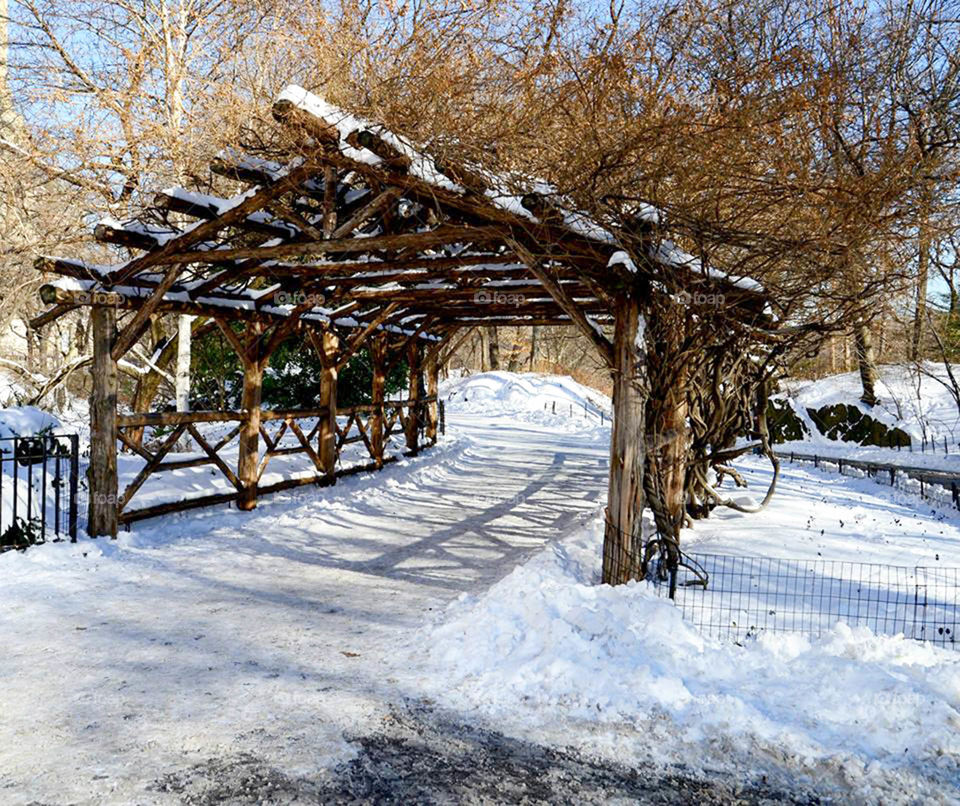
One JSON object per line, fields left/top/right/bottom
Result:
{"left": 0, "top": 414, "right": 611, "bottom": 804}
{"left": 4, "top": 395, "right": 956, "bottom": 804}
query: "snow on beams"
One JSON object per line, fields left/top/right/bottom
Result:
{"left": 37, "top": 278, "right": 440, "bottom": 342}
{"left": 153, "top": 189, "right": 300, "bottom": 240}
{"left": 650, "top": 240, "right": 764, "bottom": 295}
{"left": 271, "top": 86, "right": 631, "bottom": 253}
{"left": 104, "top": 160, "right": 326, "bottom": 285}
{"left": 442, "top": 314, "right": 614, "bottom": 327}
{"left": 271, "top": 86, "right": 772, "bottom": 306}
{"left": 272, "top": 86, "right": 663, "bottom": 255}
{"left": 163, "top": 225, "right": 508, "bottom": 266}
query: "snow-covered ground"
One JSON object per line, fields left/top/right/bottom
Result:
{"left": 1, "top": 371, "right": 958, "bottom": 803}
{"left": 779, "top": 364, "right": 960, "bottom": 472}
{"left": 783, "top": 363, "right": 960, "bottom": 443}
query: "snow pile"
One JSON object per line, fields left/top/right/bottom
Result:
{"left": 0, "top": 406, "right": 61, "bottom": 440}
{"left": 441, "top": 371, "right": 610, "bottom": 427}
{"left": 416, "top": 513, "right": 960, "bottom": 801}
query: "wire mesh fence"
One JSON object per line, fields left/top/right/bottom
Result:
{"left": 0, "top": 434, "right": 80, "bottom": 552}
{"left": 604, "top": 519, "right": 959, "bottom": 650}
{"left": 651, "top": 553, "right": 957, "bottom": 650}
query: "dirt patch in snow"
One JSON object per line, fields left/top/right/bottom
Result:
{"left": 153, "top": 707, "right": 817, "bottom": 805}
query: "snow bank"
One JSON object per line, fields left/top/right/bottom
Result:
{"left": 782, "top": 363, "right": 960, "bottom": 443}
{"left": 0, "top": 406, "right": 61, "bottom": 440}
{"left": 416, "top": 513, "right": 960, "bottom": 801}
{"left": 441, "top": 371, "right": 610, "bottom": 423}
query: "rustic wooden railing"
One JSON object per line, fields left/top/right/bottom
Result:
{"left": 115, "top": 395, "right": 438, "bottom": 525}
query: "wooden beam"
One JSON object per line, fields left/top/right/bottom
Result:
{"left": 369, "top": 334, "right": 387, "bottom": 469}
{"left": 507, "top": 238, "right": 615, "bottom": 368}
{"left": 215, "top": 317, "right": 253, "bottom": 363}
{"left": 322, "top": 165, "right": 338, "bottom": 236}
{"left": 238, "top": 254, "right": 522, "bottom": 279}
{"left": 317, "top": 331, "right": 339, "bottom": 480}
{"left": 336, "top": 303, "right": 401, "bottom": 369}
{"left": 29, "top": 303, "right": 77, "bottom": 330}
{"left": 111, "top": 261, "right": 185, "bottom": 360}
{"left": 95, "top": 222, "right": 169, "bottom": 250}
{"left": 155, "top": 190, "right": 297, "bottom": 240}
{"left": 237, "top": 323, "right": 264, "bottom": 510}
{"left": 425, "top": 348, "right": 440, "bottom": 444}
{"left": 117, "top": 410, "right": 246, "bottom": 428}
{"left": 88, "top": 305, "right": 119, "bottom": 537}
{"left": 107, "top": 160, "right": 322, "bottom": 284}
{"left": 166, "top": 225, "right": 505, "bottom": 265}
{"left": 330, "top": 188, "right": 400, "bottom": 239}
{"left": 405, "top": 340, "right": 422, "bottom": 454}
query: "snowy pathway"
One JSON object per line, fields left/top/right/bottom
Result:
{"left": 6, "top": 393, "right": 957, "bottom": 804}
{"left": 0, "top": 414, "right": 607, "bottom": 805}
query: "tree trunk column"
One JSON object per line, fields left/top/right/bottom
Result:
{"left": 370, "top": 335, "right": 387, "bottom": 468}
{"left": 88, "top": 305, "right": 119, "bottom": 537}
{"left": 854, "top": 320, "right": 879, "bottom": 406}
{"left": 319, "top": 331, "right": 339, "bottom": 480}
{"left": 425, "top": 351, "right": 439, "bottom": 445}
{"left": 603, "top": 294, "right": 647, "bottom": 585}
{"left": 237, "top": 325, "right": 263, "bottom": 511}
{"left": 405, "top": 341, "right": 422, "bottom": 454}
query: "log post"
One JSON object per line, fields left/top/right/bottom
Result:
{"left": 88, "top": 305, "right": 119, "bottom": 537}
{"left": 405, "top": 340, "right": 422, "bottom": 454}
{"left": 661, "top": 366, "right": 689, "bottom": 532}
{"left": 237, "top": 324, "right": 264, "bottom": 510}
{"left": 603, "top": 294, "right": 647, "bottom": 585}
{"left": 318, "top": 331, "right": 339, "bottom": 480}
{"left": 370, "top": 334, "right": 387, "bottom": 468}
{"left": 425, "top": 351, "right": 439, "bottom": 445}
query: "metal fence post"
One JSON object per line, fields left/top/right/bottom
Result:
{"left": 68, "top": 434, "right": 79, "bottom": 542}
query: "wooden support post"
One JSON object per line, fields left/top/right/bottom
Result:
{"left": 405, "top": 341, "right": 422, "bottom": 454}
{"left": 319, "top": 331, "right": 339, "bottom": 479}
{"left": 370, "top": 334, "right": 387, "bottom": 468}
{"left": 603, "top": 294, "right": 647, "bottom": 585}
{"left": 237, "top": 323, "right": 264, "bottom": 510}
{"left": 88, "top": 305, "right": 119, "bottom": 537}
{"left": 425, "top": 350, "right": 440, "bottom": 445}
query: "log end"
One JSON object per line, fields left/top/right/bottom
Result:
{"left": 520, "top": 193, "right": 543, "bottom": 214}
{"left": 273, "top": 99, "right": 340, "bottom": 146}
{"left": 271, "top": 98, "right": 296, "bottom": 123}
{"left": 38, "top": 283, "right": 59, "bottom": 305}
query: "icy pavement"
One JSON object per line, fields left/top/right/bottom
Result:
{"left": 0, "top": 413, "right": 610, "bottom": 805}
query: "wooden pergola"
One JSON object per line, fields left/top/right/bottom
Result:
{"left": 32, "top": 85, "right": 770, "bottom": 582}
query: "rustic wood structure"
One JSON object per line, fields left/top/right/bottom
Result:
{"left": 32, "top": 85, "right": 771, "bottom": 584}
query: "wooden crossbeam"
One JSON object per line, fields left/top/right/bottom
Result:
{"left": 111, "top": 261, "right": 186, "bottom": 360}
{"left": 330, "top": 188, "right": 400, "bottom": 239}
{"left": 118, "top": 424, "right": 187, "bottom": 513}
{"left": 336, "top": 303, "right": 401, "bottom": 369}
{"left": 187, "top": 424, "right": 244, "bottom": 492}
{"left": 107, "top": 160, "right": 322, "bottom": 284}
{"left": 165, "top": 225, "right": 505, "bottom": 265}
{"left": 507, "top": 238, "right": 614, "bottom": 368}
{"left": 155, "top": 190, "right": 298, "bottom": 241}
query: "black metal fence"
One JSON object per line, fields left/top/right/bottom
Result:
{"left": 0, "top": 434, "right": 80, "bottom": 551}
{"left": 651, "top": 553, "right": 958, "bottom": 650}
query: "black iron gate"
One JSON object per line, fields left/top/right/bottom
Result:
{"left": 0, "top": 434, "right": 79, "bottom": 551}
